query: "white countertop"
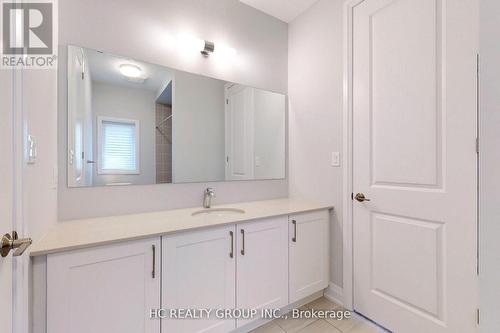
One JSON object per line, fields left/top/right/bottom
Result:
{"left": 30, "top": 198, "right": 333, "bottom": 256}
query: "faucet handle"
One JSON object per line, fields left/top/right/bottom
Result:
{"left": 206, "top": 187, "right": 216, "bottom": 197}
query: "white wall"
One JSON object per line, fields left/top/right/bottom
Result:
{"left": 172, "top": 71, "right": 226, "bottom": 183}
{"left": 480, "top": 0, "right": 500, "bottom": 330}
{"left": 91, "top": 82, "right": 156, "bottom": 186}
{"left": 288, "top": 0, "right": 344, "bottom": 288}
{"left": 58, "top": 0, "right": 288, "bottom": 220}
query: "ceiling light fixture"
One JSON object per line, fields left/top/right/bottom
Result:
{"left": 119, "top": 64, "right": 142, "bottom": 78}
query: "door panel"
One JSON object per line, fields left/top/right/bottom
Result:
{"left": 162, "top": 226, "right": 236, "bottom": 333}
{"left": 236, "top": 217, "right": 288, "bottom": 327}
{"left": 47, "top": 238, "right": 161, "bottom": 333}
{"left": 352, "top": 0, "right": 478, "bottom": 332}
{"left": 371, "top": 213, "right": 443, "bottom": 316}
{"left": 370, "top": 0, "right": 441, "bottom": 187}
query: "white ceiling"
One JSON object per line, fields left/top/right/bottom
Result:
{"left": 239, "top": 0, "right": 319, "bottom": 22}
{"left": 85, "top": 48, "right": 174, "bottom": 94}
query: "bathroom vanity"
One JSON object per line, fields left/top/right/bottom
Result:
{"left": 31, "top": 199, "right": 332, "bottom": 333}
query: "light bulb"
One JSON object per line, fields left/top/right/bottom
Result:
{"left": 213, "top": 44, "right": 237, "bottom": 62}
{"left": 217, "top": 46, "right": 237, "bottom": 57}
{"left": 177, "top": 34, "right": 205, "bottom": 53}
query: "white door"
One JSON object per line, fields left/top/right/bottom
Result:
{"left": 236, "top": 217, "right": 288, "bottom": 327}
{"left": 162, "top": 226, "right": 236, "bottom": 333}
{"left": 0, "top": 67, "right": 14, "bottom": 333}
{"left": 352, "top": 0, "right": 478, "bottom": 332}
{"left": 47, "top": 238, "right": 161, "bottom": 333}
{"left": 1, "top": 68, "right": 32, "bottom": 333}
{"left": 225, "top": 84, "right": 254, "bottom": 180}
{"left": 67, "top": 46, "right": 91, "bottom": 186}
{"left": 289, "top": 211, "right": 329, "bottom": 303}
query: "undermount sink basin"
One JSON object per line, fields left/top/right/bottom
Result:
{"left": 191, "top": 208, "right": 246, "bottom": 217}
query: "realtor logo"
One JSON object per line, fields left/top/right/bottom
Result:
{"left": 1, "top": 0, "right": 57, "bottom": 68}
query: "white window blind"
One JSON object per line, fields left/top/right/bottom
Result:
{"left": 99, "top": 118, "right": 139, "bottom": 174}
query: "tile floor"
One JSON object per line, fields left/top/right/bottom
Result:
{"left": 249, "top": 297, "right": 388, "bottom": 333}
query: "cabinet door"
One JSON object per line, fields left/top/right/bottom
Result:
{"left": 289, "top": 210, "right": 329, "bottom": 303}
{"left": 162, "top": 225, "right": 236, "bottom": 333}
{"left": 47, "top": 238, "right": 161, "bottom": 333}
{"left": 236, "top": 216, "right": 288, "bottom": 327}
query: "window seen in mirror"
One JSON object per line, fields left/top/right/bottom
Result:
{"left": 98, "top": 117, "right": 140, "bottom": 174}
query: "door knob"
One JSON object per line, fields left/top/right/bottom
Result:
{"left": 354, "top": 193, "right": 371, "bottom": 202}
{"left": 1, "top": 231, "right": 32, "bottom": 257}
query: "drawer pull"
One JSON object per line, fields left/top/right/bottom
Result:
{"left": 292, "top": 220, "right": 297, "bottom": 242}
{"left": 229, "top": 231, "right": 234, "bottom": 258}
{"left": 152, "top": 244, "right": 156, "bottom": 278}
{"left": 241, "top": 229, "right": 245, "bottom": 256}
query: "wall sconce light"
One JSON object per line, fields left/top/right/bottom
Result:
{"left": 201, "top": 40, "right": 215, "bottom": 57}
{"left": 176, "top": 34, "right": 236, "bottom": 59}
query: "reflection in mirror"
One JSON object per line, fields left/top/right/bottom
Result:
{"left": 67, "top": 45, "right": 286, "bottom": 187}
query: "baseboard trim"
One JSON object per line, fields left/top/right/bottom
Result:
{"left": 233, "top": 291, "right": 324, "bottom": 333}
{"left": 323, "top": 282, "right": 343, "bottom": 307}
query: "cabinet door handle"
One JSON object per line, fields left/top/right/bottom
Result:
{"left": 240, "top": 229, "right": 245, "bottom": 256}
{"left": 229, "top": 231, "right": 234, "bottom": 258}
{"left": 152, "top": 244, "right": 156, "bottom": 279}
{"left": 292, "top": 220, "right": 297, "bottom": 242}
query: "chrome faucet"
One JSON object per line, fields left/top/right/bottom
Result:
{"left": 203, "top": 188, "right": 216, "bottom": 208}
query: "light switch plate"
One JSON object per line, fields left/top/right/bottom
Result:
{"left": 255, "top": 156, "right": 261, "bottom": 167}
{"left": 27, "top": 135, "right": 37, "bottom": 164}
{"left": 331, "top": 152, "right": 340, "bottom": 167}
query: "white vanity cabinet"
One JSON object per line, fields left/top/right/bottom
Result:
{"left": 39, "top": 200, "right": 332, "bottom": 333}
{"left": 235, "top": 216, "right": 288, "bottom": 327}
{"left": 289, "top": 210, "right": 330, "bottom": 303}
{"left": 46, "top": 238, "right": 161, "bottom": 333}
{"left": 162, "top": 225, "right": 237, "bottom": 333}
{"left": 162, "top": 216, "right": 288, "bottom": 333}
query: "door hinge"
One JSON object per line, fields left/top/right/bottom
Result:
{"left": 476, "top": 138, "right": 479, "bottom": 154}
{"left": 477, "top": 54, "right": 480, "bottom": 76}
{"left": 476, "top": 308, "right": 480, "bottom": 326}
{"left": 351, "top": 193, "right": 354, "bottom": 200}
{"left": 226, "top": 99, "right": 229, "bottom": 105}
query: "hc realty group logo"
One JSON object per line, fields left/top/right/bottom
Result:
{"left": 1, "top": 0, "right": 57, "bottom": 69}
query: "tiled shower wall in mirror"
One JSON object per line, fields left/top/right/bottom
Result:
{"left": 155, "top": 103, "right": 172, "bottom": 183}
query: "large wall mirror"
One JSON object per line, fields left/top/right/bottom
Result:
{"left": 67, "top": 45, "right": 287, "bottom": 187}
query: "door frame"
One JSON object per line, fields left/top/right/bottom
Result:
{"left": 13, "top": 67, "right": 30, "bottom": 333}
{"left": 341, "top": 0, "right": 364, "bottom": 311}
